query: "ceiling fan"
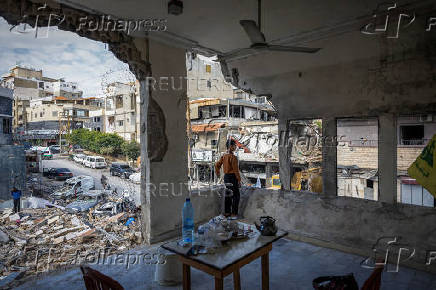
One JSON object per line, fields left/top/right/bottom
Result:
{"left": 219, "top": 0, "right": 321, "bottom": 61}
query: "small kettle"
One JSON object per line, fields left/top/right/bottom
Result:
{"left": 254, "top": 216, "right": 278, "bottom": 236}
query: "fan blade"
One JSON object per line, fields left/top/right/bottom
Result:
{"left": 240, "top": 20, "right": 266, "bottom": 44}
{"left": 267, "top": 45, "right": 321, "bottom": 53}
{"left": 219, "top": 47, "right": 260, "bottom": 61}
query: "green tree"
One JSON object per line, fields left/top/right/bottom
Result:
{"left": 122, "top": 140, "right": 141, "bottom": 161}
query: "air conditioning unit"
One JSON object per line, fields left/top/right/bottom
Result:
{"left": 419, "top": 114, "right": 433, "bottom": 122}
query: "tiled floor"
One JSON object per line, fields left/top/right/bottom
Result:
{"left": 15, "top": 239, "right": 436, "bottom": 289}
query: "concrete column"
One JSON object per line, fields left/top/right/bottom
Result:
{"left": 378, "top": 113, "right": 397, "bottom": 203}
{"left": 322, "top": 117, "right": 337, "bottom": 196}
{"left": 265, "top": 163, "right": 272, "bottom": 188}
{"left": 137, "top": 39, "right": 189, "bottom": 243}
{"left": 278, "top": 119, "right": 291, "bottom": 190}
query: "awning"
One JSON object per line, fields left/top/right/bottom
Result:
{"left": 191, "top": 123, "right": 225, "bottom": 132}
{"left": 400, "top": 177, "right": 419, "bottom": 185}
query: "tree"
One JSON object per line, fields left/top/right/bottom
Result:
{"left": 122, "top": 140, "right": 140, "bottom": 161}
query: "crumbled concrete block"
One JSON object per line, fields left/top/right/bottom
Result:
{"left": 0, "top": 230, "right": 9, "bottom": 243}
{"left": 34, "top": 230, "right": 43, "bottom": 236}
{"left": 52, "top": 236, "right": 64, "bottom": 244}
{"left": 105, "top": 213, "right": 125, "bottom": 223}
{"left": 53, "top": 225, "right": 64, "bottom": 231}
{"left": 47, "top": 216, "right": 60, "bottom": 225}
{"left": 9, "top": 214, "right": 20, "bottom": 222}
{"left": 70, "top": 216, "right": 81, "bottom": 227}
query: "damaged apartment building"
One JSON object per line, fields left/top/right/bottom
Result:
{"left": 0, "top": 87, "right": 25, "bottom": 200}
{"left": 1, "top": 0, "right": 436, "bottom": 289}
{"left": 189, "top": 87, "right": 278, "bottom": 186}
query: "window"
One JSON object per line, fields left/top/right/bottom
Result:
{"left": 207, "top": 80, "right": 211, "bottom": 88}
{"left": 337, "top": 117, "right": 378, "bottom": 200}
{"left": 118, "top": 120, "right": 124, "bottom": 127}
{"left": 3, "top": 119, "right": 11, "bottom": 134}
{"left": 210, "top": 140, "right": 218, "bottom": 146}
{"left": 286, "top": 119, "right": 323, "bottom": 193}
{"left": 205, "top": 64, "right": 211, "bottom": 73}
{"left": 399, "top": 125, "right": 424, "bottom": 145}
{"left": 397, "top": 114, "right": 435, "bottom": 207}
{"left": 116, "top": 96, "right": 123, "bottom": 109}
{"left": 40, "top": 112, "right": 43, "bottom": 117}
{"left": 77, "top": 110, "right": 85, "bottom": 117}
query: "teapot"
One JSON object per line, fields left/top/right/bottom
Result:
{"left": 254, "top": 216, "right": 278, "bottom": 236}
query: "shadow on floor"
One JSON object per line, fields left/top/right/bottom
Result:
{"left": 14, "top": 239, "right": 436, "bottom": 290}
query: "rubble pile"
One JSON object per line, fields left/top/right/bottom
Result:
{"left": 0, "top": 201, "right": 142, "bottom": 280}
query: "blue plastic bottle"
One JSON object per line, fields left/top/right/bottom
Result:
{"left": 182, "top": 198, "right": 194, "bottom": 243}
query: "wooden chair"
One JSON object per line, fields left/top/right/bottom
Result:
{"left": 361, "top": 261, "right": 384, "bottom": 290}
{"left": 80, "top": 266, "right": 124, "bottom": 290}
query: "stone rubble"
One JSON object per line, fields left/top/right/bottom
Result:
{"left": 0, "top": 202, "right": 142, "bottom": 281}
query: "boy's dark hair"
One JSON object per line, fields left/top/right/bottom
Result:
{"left": 226, "top": 139, "right": 236, "bottom": 149}
{"left": 12, "top": 187, "right": 17, "bottom": 192}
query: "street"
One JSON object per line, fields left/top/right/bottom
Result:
{"left": 42, "top": 156, "right": 141, "bottom": 205}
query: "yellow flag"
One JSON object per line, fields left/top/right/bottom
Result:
{"left": 408, "top": 135, "right": 436, "bottom": 198}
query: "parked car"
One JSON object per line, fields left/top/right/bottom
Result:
{"left": 84, "top": 156, "right": 107, "bottom": 169}
{"left": 49, "top": 145, "right": 61, "bottom": 154}
{"left": 73, "top": 154, "right": 87, "bottom": 164}
{"left": 129, "top": 172, "right": 141, "bottom": 184}
{"left": 53, "top": 175, "right": 95, "bottom": 197}
{"left": 41, "top": 149, "right": 53, "bottom": 160}
{"left": 43, "top": 168, "right": 73, "bottom": 180}
{"left": 72, "top": 144, "right": 84, "bottom": 153}
{"left": 110, "top": 163, "right": 135, "bottom": 179}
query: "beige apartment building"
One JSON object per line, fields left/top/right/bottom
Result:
{"left": 1, "top": 65, "right": 83, "bottom": 132}
{"left": 85, "top": 82, "right": 138, "bottom": 142}
{"left": 336, "top": 115, "right": 436, "bottom": 206}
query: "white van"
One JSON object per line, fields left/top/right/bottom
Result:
{"left": 84, "top": 156, "right": 107, "bottom": 169}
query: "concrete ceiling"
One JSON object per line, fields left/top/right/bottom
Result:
{"left": 57, "top": 0, "right": 436, "bottom": 96}
{"left": 58, "top": 0, "right": 388, "bottom": 54}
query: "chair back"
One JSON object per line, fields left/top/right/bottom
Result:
{"left": 80, "top": 266, "right": 124, "bottom": 290}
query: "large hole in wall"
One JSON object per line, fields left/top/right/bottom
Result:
{"left": 337, "top": 117, "right": 379, "bottom": 200}
{"left": 286, "top": 119, "right": 323, "bottom": 193}
{"left": 397, "top": 113, "right": 436, "bottom": 207}
{"left": 186, "top": 54, "right": 279, "bottom": 189}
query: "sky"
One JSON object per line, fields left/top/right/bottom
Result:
{"left": 0, "top": 17, "right": 135, "bottom": 97}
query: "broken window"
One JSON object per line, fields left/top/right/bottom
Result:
{"left": 397, "top": 114, "right": 435, "bottom": 207}
{"left": 2, "top": 118, "right": 11, "bottom": 134}
{"left": 337, "top": 117, "right": 378, "bottom": 200}
{"left": 115, "top": 95, "right": 123, "bottom": 109}
{"left": 400, "top": 124, "right": 425, "bottom": 145}
{"left": 286, "top": 119, "right": 323, "bottom": 193}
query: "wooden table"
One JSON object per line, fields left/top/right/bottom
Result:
{"left": 162, "top": 228, "right": 287, "bottom": 290}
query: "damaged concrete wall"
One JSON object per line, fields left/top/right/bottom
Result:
{"left": 242, "top": 188, "right": 436, "bottom": 273}
{"left": 0, "top": 146, "right": 26, "bottom": 200}
{"left": 223, "top": 3, "right": 436, "bottom": 272}
{"left": 135, "top": 39, "right": 221, "bottom": 243}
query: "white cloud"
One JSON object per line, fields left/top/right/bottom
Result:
{"left": 0, "top": 17, "right": 135, "bottom": 97}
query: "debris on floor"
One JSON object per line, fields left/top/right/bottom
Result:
{"left": 0, "top": 186, "right": 142, "bottom": 281}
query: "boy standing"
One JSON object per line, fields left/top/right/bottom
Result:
{"left": 11, "top": 187, "right": 22, "bottom": 213}
{"left": 215, "top": 139, "right": 241, "bottom": 218}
